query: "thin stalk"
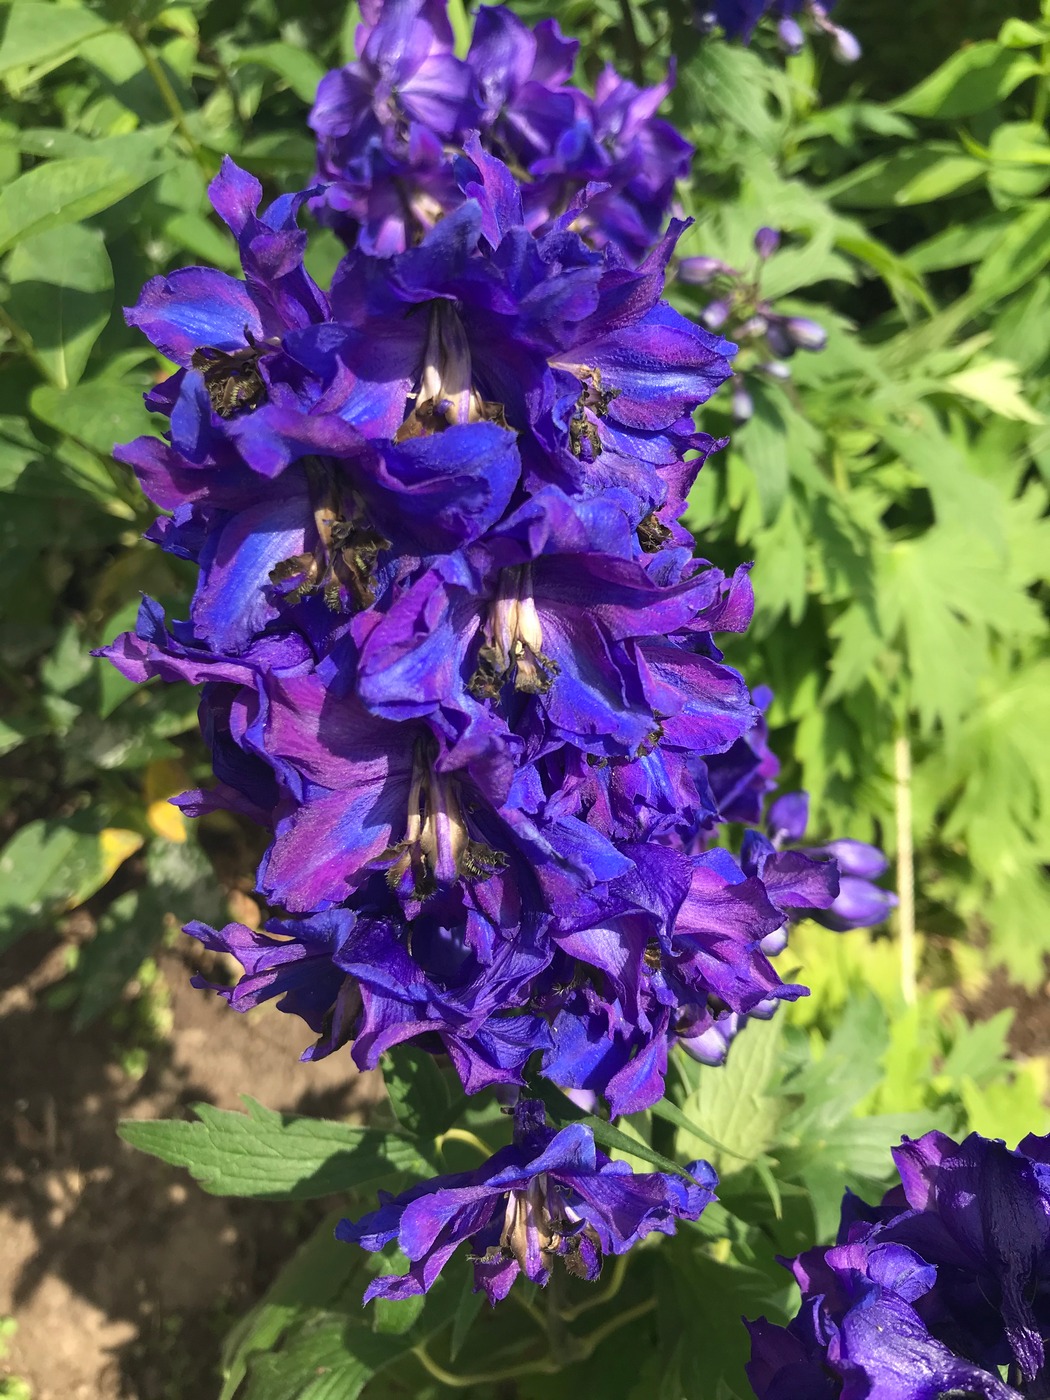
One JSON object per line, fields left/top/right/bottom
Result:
{"left": 894, "top": 730, "right": 917, "bottom": 1006}
{"left": 413, "top": 1341, "right": 560, "bottom": 1387}
{"left": 434, "top": 1128, "right": 491, "bottom": 1160}
{"left": 1033, "top": 44, "right": 1050, "bottom": 129}
{"left": 411, "top": 1295, "right": 657, "bottom": 1387}
{"left": 618, "top": 0, "right": 645, "bottom": 85}
{"left": 558, "top": 1252, "right": 629, "bottom": 1321}
{"left": 125, "top": 20, "right": 210, "bottom": 172}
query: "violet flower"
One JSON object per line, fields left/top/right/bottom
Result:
{"left": 339, "top": 1098, "right": 716, "bottom": 1302}
{"left": 748, "top": 1131, "right": 1050, "bottom": 1399}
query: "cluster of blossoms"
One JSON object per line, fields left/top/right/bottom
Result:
{"left": 309, "top": 0, "right": 692, "bottom": 260}
{"left": 749, "top": 1130, "right": 1050, "bottom": 1399}
{"left": 102, "top": 0, "right": 892, "bottom": 1301}
{"left": 699, "top": 0, "right": 860, "bottom": 61}
{"left": 680, "top": 227, "right": 829, "bottom": 422}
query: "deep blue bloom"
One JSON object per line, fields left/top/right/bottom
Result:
{"left": 338, "top": 1098, "right": 716, "bottom": 1302}
{"left": 748, "top": 1130, "right": 1050, "bottom": 1399}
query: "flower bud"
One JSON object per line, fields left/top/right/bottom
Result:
{"left": 767, "top": 790, "right": 809, "bottom": 846}
{"left": 701, "top": 298, "right": 731, "bottom": 329}
{"left": 817, "top": 877, "right": 899, "bottom": 932}
{"left": 816, "top": 838, "right": 889, "bottom": 880}
{"left": 785, "top": 316, "right": 827, "bottom": 352}
{"left": 830, "top": 24, "right": 861, "bottom": 63}
{"left": 753, "top": 227, "right": 781, "bottom": 260}
{"left": 764, "top": 319, "right": 793, "bottom": 358}
{"left": 679, "top": 255, "right": 730, "bottom": 285}
{"left": 732, "top": 381, "right": 754, "bottom": 422}
{"left": 761, "top": 360, "right": 792, "bottom": 380}
{"left": 777, "top": 17, "right": 805, "bottom": 53}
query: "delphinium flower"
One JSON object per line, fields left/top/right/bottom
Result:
{"left": 309, "top": 1, "right": 693, "bottom": 260}
{"left": 340, "top": 1097, "right": 717, "bottom": 1301}
{"left": 699, "top": 0, "right": 861, "bottom": 62}
{"left": 100, "top": 0, "right": 893, "bottom": 1307}
{"left": 747, "top": 1130, "right": 1050, "bottom": 1399}
{"left": 101, "top": 138, "right": 819, "bottom": 1123}
{"left": 679, "top": 227, "right": 829, "bottom": 422}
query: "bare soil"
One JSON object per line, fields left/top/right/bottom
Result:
{"left": 0, "top": 933, "right": 384, "bottom": 1400}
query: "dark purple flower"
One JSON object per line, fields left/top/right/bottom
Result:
{"left": 308, "top": 0, "right": 478, "bottom": 253}
{"left": 748, "top": 1130, "right": 1050, "bottom": 1399}
{"left": 338, "top": 1098, "right": 716, "bottom": 1302}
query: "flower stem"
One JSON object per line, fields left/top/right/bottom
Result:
{"left": 412, "top": 1341, "right": 560, "bottom": 1387}
{"left": 894, "top": 730, "right": 917, "bottom": 1005}
{"left": 558, "top": 1251, "right": 629, "bottom": 1321}
{"left": 411, "top": 1294, "right": 657, "bottom": 1387}
{"left": 125, "top": 19, "right": 210, "bottom": 172}
{"left": 434, "top": 1127, "right": 491, "bottom": 1159}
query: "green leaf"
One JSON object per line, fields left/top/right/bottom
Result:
{"left": 382, "top": 1044, "right": 459, "bottom": 1142}
{"left": 828, "top": 145, "right": 984, "bottom": 209}
{"left": 894, "top": 42, "right": 1040, "bottom": 119}
{"left": 0, "top": 133, "right": 170, "bottom": 258}
{"left": 6, "top": 224, "right": 113, "bottom": 389}
{"left": 676, "top": 1019, "right": 785, "bottom": 1176}
{"left": 30, "top": 376, "right": 162, "bottom": 454}
{"left": 0, "top": 3, "right": 111, "bottom": 75}
{"left": 972, "top": 202, "right": 1050, "bottom": 305}
{"left": 234, "top": 43, "right": 326, "bottom": 103}
{"left": 947, "top": 358, "right": 1045, "bottom": 424}
{"left": 0, "top": 818, "right": 115, "bottom": 952}
{"left": 219, "top": 1213, "right": 362, "bottom": 1400}
{"left": 73, "top": 837, "right": 225, "bottom": 1027}
{"left": 118, "top": 1101, "right": 431, "bottom": 1200}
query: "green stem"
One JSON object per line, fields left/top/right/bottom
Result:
{"left": 1033, "top": 43, "right": 1050, "bottom": 128}
{"left": 894, "top": 729, "right": 917, "bottom": 1006}
{"left": 125, "top": 20, "right": 210, "bottom": 171}
{"left": 618, "top": 0, "right": 645, "bottom": 85}
{"left": 434, "top": 1127, "right": 491, "bottom": 1160}
{"left": 413, "top": 1341, "right": 560, "bottom": 1387}
{"left": 558, "top": 1252, "right": 629, "bottom": 1321}
{"left": 411, "top": 1293, "right": 657, "bottom": 1387}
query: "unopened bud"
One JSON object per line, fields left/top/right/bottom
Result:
{"left": 777, "top": 16, "right": 805, "bottom": 52}
{"left": 830, "top": 24, "right": 861, "bottom": 63}
{"left": 753, "top": 227, "right": 781, "bottom": 260}
{"left": 732, "top": 381, "right": 754, "bottom": 422}
{"left": 785, "top": 316, "right": 827, "bottom": 352}
{"left": 701, "top": 298, "right": 731, "bottom": 330}
{"left": 680, "top": 255, "right": 729, "bottom": 285}
{"left": 761, "top": 360, "right": 792, "bottom": 380}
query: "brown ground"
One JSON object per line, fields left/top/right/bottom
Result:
{"left": 0, "top": 933, "right": 384, "bottom": 1400}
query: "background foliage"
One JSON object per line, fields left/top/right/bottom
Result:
{"left": 1, "top": 0, "right": 1049, "bottom": 1395}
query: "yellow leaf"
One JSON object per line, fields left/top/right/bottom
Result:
{"left": 147, "top": 798, "right": 187, "bottom": 844}
{"left": 144, "top": 759, "right": 189, "bottom": 843}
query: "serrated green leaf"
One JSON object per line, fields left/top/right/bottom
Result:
{"left": 118, "top": 1102, "right": 431, "bottom": 1200}
{"left": 676, "top": 1019, "right": 785, "bottom": 1175}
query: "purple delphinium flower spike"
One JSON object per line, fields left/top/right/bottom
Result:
{"left": 338, "top": 1098, "right": 716, "bottom": 1302}
{"left": 748, "top": 1130, "right": 1050, "bottom": 1399}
